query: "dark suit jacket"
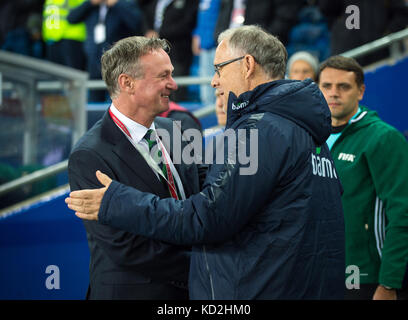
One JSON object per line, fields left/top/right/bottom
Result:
{"left": 140, "top": 0, "right": 198, "bottom": 76}
{"left": 68, "top": 110, "right": 204, "bottom": 299}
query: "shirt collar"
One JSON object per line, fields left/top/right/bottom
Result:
{"left": 350, "top": 107, "right": 362, "bottom": 122}
{"left": 109, "top": 104, "right": 155, "bottom": 143}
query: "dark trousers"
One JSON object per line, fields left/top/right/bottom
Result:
{"left": 86, "top": 282, "right": 189, "bottom": 300}
{"left": 167, "top": 40, "right": 193, "bottom": 102}
{"left": 87, "top": 44, "right": 108, "bottom": 102}
{"left": 46, "top": 39, "right": 86, "bottom": 70}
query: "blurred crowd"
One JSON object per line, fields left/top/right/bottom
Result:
{"left": 0, "top": 0, "right": 407, "bottom": 103}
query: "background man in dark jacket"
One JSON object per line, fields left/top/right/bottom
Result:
{"left": 66, "top": 25, "right": 345, "bottom": 299}
{"left": 68, "top": 36, "right": 204, "bottom": 299}
{"left": 67, "top": 0, "right": 144, "bottom": 101}
{"left": 140, "top": 0, "right": 199, "bottom": 102}
{"left": 317, "top": 0, "right": 408, "bottom": 66}
{"left": 214, "top": 0, "right": 303, "bottom": 46}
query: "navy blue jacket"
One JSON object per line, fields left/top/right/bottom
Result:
{"left": 67, "top": 0, "right": 143, "bottom": 76}
{"left": 99, "top": 79, "right": 346, "bottom": 299}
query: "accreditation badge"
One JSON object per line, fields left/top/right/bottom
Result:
{"left": 94, "top": 23, "right": 106, "bottom": 44}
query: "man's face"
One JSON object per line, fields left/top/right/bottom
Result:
{"left": 289, "top": 60, "right": 315, "bottom": 81}
{"left": 211, "top": 40, "right": 247, "bottom": 108}
{"left": 318, "top": 67, "right": 365, "bottom": 126}
{"left": 215, "top": 92, "right": 227, "bottom": 126}
{"left": 133, "top": 48, "right": 177, "bottom": 116}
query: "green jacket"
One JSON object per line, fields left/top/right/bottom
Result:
{"left": 330, "top": 106, "right": 408, "bottom": 288}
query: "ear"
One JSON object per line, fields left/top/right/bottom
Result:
{"left": 117, "top": 74, "right": 134, "bottom": 94}
{"left": 243, "top": 54, "right": 257, "bottom": 79}
{"left": 358, "top": 84, "right": 365, "bottom": 101}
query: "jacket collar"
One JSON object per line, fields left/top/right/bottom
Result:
{"left": 225, "top": 79, "right": 332, "bottom": 145}
{"left": 225, "top": 81, "right": 277, "bottom": 128}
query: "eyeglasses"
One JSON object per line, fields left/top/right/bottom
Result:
{"left": 214, "top": 56, "right": 245, "bottom": 77}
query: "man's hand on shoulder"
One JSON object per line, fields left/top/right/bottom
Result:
{"left": 65, "top": 170, "right": 112, "bottom": 221}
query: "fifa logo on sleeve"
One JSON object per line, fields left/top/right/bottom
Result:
{"left": 338, "top": 153, "right": 356, "bottom": 162}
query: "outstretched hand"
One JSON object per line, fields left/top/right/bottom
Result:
{"left": 65, "top": 170, "right": 112, "bottom": 221}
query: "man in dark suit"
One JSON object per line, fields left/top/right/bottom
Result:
{"left": 67, "top": 0, "right": 144, "bottom": 101}
{"left": 140, "top": 0, "right": 199, "bottom": 102}
{"left": 214, "top": 0, "right": 303, "bottom": 46}
{"left": 68, "top": 36, "right": 204, "bottom": 299}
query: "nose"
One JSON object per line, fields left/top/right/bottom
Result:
{"left": 328, "top": 86, "right": 339, "bottom": 98}
{"left": 168, "top": 76, "right": 178, "bottom": 91}
{"left": 211, "top": 73, "right": 219, "bottom": 88}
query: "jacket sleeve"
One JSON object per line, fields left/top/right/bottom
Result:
{"left": 99, "top": 124, "right": 290, "bottom": 245}
{"left": 67, "top": 0, "right": 93, "bottom": 24}
{"left": 68, "top": 148, "right": 190, "bottom": 279}
{"left": 110, "top": 0, "right": 143, "bottom": 33}
{"left": 366, "top": 129, "right": 408, "bottom": 288}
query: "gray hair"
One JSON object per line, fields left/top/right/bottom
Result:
{"left": 218, "top": 25, "right": 288, "bottom": 79}
{"left": 101, "top": 36, "right": 170, "bottom": 98}
{"left": 287, "top": 51, "right": 319, "bottom": 75}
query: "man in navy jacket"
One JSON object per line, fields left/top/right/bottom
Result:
{"left": 67, "top": 25, "right": 345, "bottom": 299}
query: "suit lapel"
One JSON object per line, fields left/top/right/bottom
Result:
{"left": 101, "top": 111, "right": 170, "bottom": 197}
